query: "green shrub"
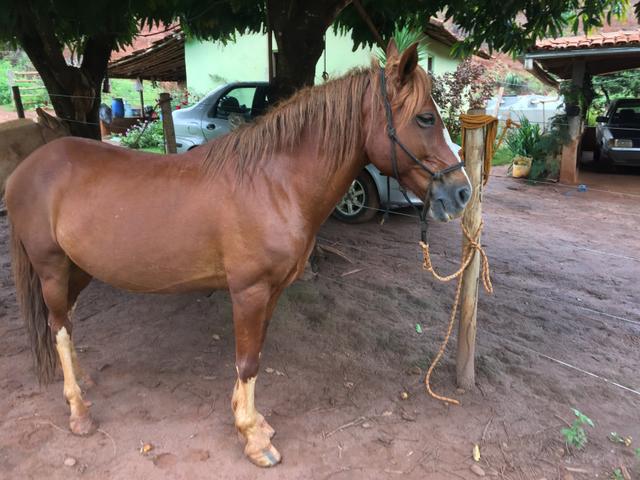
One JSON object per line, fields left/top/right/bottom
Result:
{"left": 529, "top": 114, "right": 570, "bottom": 180}
{"left": 120, "top": 120, "right": 164, "bottom": 150}
{"left": 504, "top": 116, "right": 541, "bottom": 158}
{"left": 0, "top": 59, "right": 13, "bottom": 105}
{"left": 504, "top": 115, "right": 569, "bottom": 181}
{"left": 561, "top": 408, "right": 594, "bottom": 450}
{"left": 0, "top": 52, "right": 49, "bottom": 108}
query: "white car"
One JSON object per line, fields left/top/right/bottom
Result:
{"left": 173, "top": 82, "right": 460, "bottom": 223}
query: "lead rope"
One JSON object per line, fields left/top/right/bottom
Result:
{"left": 417, "top": 113, "right": 502, "bottom": 405}
{"left": 419, "top": 222, "right": 493, "bottom": 405}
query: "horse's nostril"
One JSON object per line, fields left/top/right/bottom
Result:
{"left": 457, "top": 185, "right": 471, "bottom": 205}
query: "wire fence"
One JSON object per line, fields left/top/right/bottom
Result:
{"left": 316, "top": 201, "right": 640, "bottom": 396}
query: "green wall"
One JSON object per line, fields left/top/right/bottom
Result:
{"left": 185, "top": 33, "right": 269, "bottom": 95}
{"left": 185, "top": 30, "right": 461, "bottom": 95}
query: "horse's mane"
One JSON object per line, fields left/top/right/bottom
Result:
{"left": 201, "top": 59, "right": 431, "bottom": 180}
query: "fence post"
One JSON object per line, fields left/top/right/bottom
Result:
{"left": 158, "top": 93, "right": 177, "bottom": 154}
{"left": 456, "top": 111, "right": 485, "bottom": 390}
{"left": 12, "top": 86, "right": 25, "bottom": 119}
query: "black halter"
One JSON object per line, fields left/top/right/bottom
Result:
{"left": 379, "top": 67, "right": 465, "bottom": 242}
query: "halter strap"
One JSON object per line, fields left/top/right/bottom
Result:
{"left": 379, "top": 67, "right": 464, "bottom": 241}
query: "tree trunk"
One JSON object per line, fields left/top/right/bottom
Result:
{"left": 16, "top": 9, "right": 114, "bottom": 139}
{"left": 268, "top": 0, "right": 350, "bottom": 100}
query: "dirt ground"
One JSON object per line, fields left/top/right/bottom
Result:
{"left": 1, "top": 168, "right": 639, "bottom": 480}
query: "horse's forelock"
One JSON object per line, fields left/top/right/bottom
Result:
{"left": 388, "top": 64, "right": 432, "bottom": 129}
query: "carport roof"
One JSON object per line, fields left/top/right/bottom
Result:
{"left": 524, "top": 29, "right": 640, "bottom": 79}
{"left": 108, "top": 33, "right": 185, "bottom": 82}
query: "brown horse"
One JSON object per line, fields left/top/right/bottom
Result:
{"left": 5, "top": 41, "right": 471, "bottom": 467}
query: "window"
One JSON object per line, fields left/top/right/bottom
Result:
{"left": 610, "top": 101, "right": 640, "bottom": 127}
{"left": 212, "top": 87, "right": 257, "bottom": 119}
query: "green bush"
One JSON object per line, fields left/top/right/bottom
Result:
{"left": 0, "top": 52, "right": 49, "bottom": 109}
{"left": 0, "top": 59, "right": 13, "bottom": 105}
{"left": 120, "top": 120, "right": 164, "bottom": 150}
{"left": 504, "top": 115, "right": 569, "bottom": 181}
{"left": 504, "top": 117, "right": 541, "bottom": 158}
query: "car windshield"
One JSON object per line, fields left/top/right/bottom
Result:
{"left": 609, "top": 101, "right": 640, "bottom": 127}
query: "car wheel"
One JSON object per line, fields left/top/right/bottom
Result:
{"left": 332, "top": 171, "right": 379, "bottom": 223}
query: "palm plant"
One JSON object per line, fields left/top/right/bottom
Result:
{"left": 376, "top": 25, "right": 429, "bottom": 66}
{"left": 504, "top": 116, "right": 541, "bottom": 158}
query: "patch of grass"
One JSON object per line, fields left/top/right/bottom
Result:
{"left": 492, "top": 147, "right": 514, "bottom": 166}
{"left": 140, "top": 146, "right": 165, "bottom": 154}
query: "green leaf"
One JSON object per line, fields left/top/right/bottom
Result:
{"left": 415, "top": 323, "right": 423, "bottom": 334}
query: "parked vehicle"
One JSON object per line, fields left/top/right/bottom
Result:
{"left": 173, "top": 82, "right": 461, "bottom": 222}
{"left": 595, "top": 98, "right": 640, "bottom": 168}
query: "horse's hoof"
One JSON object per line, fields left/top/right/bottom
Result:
{"left": 246, "top": 443, "right": 281, "bottom": 467}
{"left": 70, "top": 414, "right": 97, "bottom": 436}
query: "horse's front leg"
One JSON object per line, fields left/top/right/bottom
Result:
{"left": 230, "top": 283, "right": 282, "bottom": 467}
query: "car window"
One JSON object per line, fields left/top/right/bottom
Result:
{"left": 251, "top": 86, "right": 272, "bottom": 118}
{"left": 211, "top": 87, "right": 257, "bottom": 119}
{"left": 609, "top": 101, "right": 640, "bottom": 127}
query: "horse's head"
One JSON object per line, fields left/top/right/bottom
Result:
{"left": 365, "top": 40, "right": 472, "bottom": 222}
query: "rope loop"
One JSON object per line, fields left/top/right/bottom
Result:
{"left": 419, "top": 221, "right": 493, "bottom": 405}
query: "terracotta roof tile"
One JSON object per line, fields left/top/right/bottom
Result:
{"left": 533, "top": 29, "right": 640, "bottom": 51}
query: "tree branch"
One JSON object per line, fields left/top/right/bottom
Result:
{"left": 351, "top": 0, "right": 385, "bottom": 49}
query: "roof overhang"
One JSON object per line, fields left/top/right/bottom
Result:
{"left": 525, "top": 31, "right": 640, "bottom": 80}
{"left": 108, "top": 33, "right": 185, "bottom": 82}
{"left": 425, "top": 18, "right": 491, "bottom": 59}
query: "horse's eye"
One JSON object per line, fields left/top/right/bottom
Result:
{"left": 416, "top": 112, "right": 435, "bottom": 128}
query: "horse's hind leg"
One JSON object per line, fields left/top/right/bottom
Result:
{"left": 67, "top": 264, "right": 94, "bottom": 388}
{"left": 230, "top": 283, "right": 282, "bottom": 467}
{"left": 40, "top": 255, "right": 96, "bottom": 435}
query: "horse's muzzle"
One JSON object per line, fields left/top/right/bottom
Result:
{"left": 428, "top": 180, "right": 472, "bottom": 222}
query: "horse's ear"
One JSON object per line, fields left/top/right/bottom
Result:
{"left": 397, "top": 42, "right": 419, "bottom": 84}
{"left": 36, "top": 108, "right": 53, "bottom": 129}
{"left": 386, "top": 38, "right": 399, "bottom": 60}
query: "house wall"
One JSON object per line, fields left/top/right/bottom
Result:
{"left": 185, "top": 30, "right": 461, "bottom": 95}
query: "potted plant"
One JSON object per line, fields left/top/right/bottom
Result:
{"left": 504, "top": 116, "right": 541, "bottom": 178}
{"left": 512, "top": 155, "right": 532, "bottom": 177}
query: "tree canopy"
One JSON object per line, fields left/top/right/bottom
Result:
{"left": 0, "top": 0, "right": 635, "bottom": 137}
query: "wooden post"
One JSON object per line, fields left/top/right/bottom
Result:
{"left": 12, "top": 86, "right": 25, "bottom": 119}
{"left": 456, "top": 111, "right": 485, "bottom": 390}
{"left": 158, "top": 93, "right": 177, "bottom": 154}
{"left": 560, "top": 60, "right": 585, "bottom": 185}
{"left": 139, "top": 89, "right": 145, "bottom": 120}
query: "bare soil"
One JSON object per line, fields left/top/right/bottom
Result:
{"left": 1, "top": 169, "right": 639, "bottom": 480}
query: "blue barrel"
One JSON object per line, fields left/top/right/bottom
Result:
{"left": 111, "top": 98, "right": 124, "bottom": 118}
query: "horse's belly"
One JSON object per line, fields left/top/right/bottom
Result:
{"left": 56, "top": 219, "right": 228, "bottom": 293}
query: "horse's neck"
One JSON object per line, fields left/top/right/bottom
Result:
{"left": 269, "top": 132, "right": 368, "bottom": 224}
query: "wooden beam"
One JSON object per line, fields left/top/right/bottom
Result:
{"left": 351, "top": 0, "right": 386, "bottom": 50}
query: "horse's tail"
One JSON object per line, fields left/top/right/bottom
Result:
{"left": 9, "top": 222, "right": 56, "bottom": 384}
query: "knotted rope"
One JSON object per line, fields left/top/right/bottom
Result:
{"left": 419, "top": 222, "right": 493, "bottom": 405}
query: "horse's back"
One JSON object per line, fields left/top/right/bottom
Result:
{"left": 6, "top": 137, "right": 233, "bottom": 293}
